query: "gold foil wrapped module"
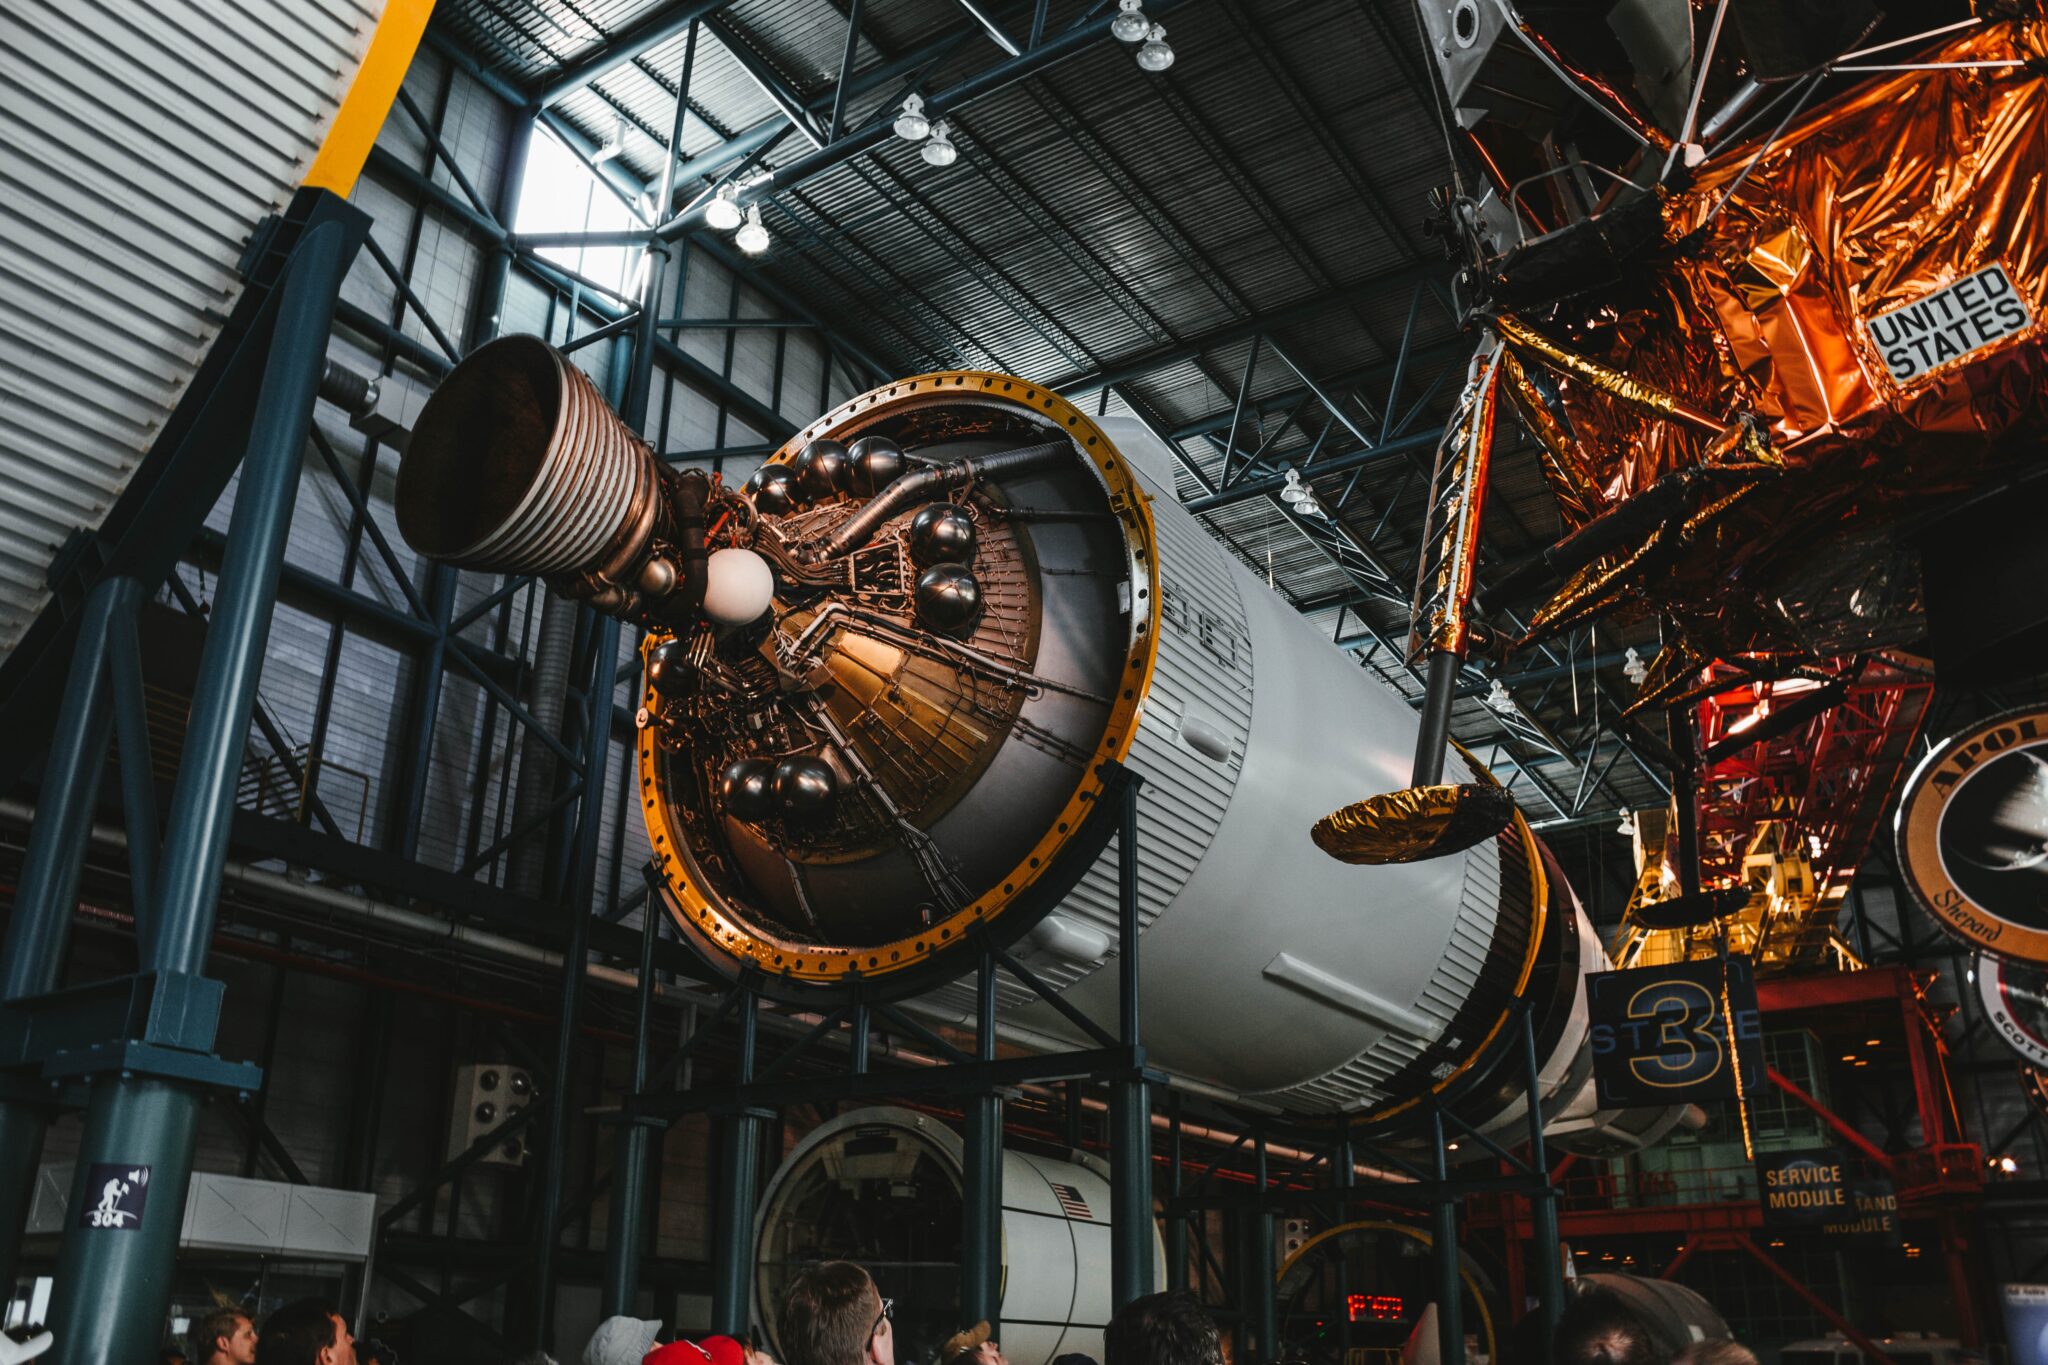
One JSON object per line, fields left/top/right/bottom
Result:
{"left": 1504, "top": 20, "right": 2048, "bottom": 662}
{"left": 1312, "top": 782, "right": 1516, "bottom": 865}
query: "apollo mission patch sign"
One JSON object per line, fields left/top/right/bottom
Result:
{"left": 1865, "top": 262, "right": 2033, "bottom": 385}
{"left": 1979, "top": 952, "right": 2048, "bottom": 1070}
{"left": 1897, "top": 708, "right": 2048, "bottom": 962}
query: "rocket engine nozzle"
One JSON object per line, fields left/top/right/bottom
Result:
{"left": 395, "top": 335, "right": 712, "bottom": 623}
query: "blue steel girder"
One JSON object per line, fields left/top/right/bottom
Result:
{"left": 657, "top": 0, "right": 1195, "bottom": 236}
{"left": 537, "top": 0, "right": 734, "bottom": 106}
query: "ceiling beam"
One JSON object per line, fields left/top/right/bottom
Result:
{"left": 1171, "top": 336, "right": 1473, "bottom": 440}
{"left": 1181, "top": 426, "right": 1443, "bottom": 511}
{"left": 1041, "top": 263, "right": 1446, "bottom": 396}
{"left": 655, "top": 0, "right": 1193, "bottom": 239}
{"left": 539, "top": 0, "right": 733, "bottom": 107}
{"left": 658, "top": 24, "right": 980, "bottom": 188}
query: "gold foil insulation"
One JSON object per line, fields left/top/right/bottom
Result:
{"left": 1489, "top": 20, "right": 2048, "bottom": 667}
{"left": 1409, "top": 342, "right": 1504, "bottom": 659}
{"left": 1311, "top": 782, "right": 1518, "bottom": 866}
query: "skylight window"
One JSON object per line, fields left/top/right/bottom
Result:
{"left": 512, "top": 125, "right": 644, "bottom": 300}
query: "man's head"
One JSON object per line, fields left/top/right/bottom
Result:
{"left": 940, "top": 1323, "right": 1010, "bottom": 1365}
{"left": 778, "top": 1262, "right": 893, "bottom": 1365}
{"left": 257, "top": 1300, "right": 356, "bottom": 1365}
{"left": 196, "top": 1309, "right": 258, "bottom": 1365}
{"left": 1103, "top": 1292, "right": 1222, "bottom": 1365}
{"left": 1553, "top": 1290, "right": 1665, "bottom": 1365}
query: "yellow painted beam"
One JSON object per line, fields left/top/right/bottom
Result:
{"left": 304, "top": 0, "right": 439, "bottom": 195}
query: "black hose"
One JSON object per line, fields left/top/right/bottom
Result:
{"left": 671, "top": 469, "right": 711, "bottom": 616}
{"left": 808, "top": 439, "right": 1070, "bottom": 561}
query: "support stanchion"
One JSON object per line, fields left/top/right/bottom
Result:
{"left": 1519, "top": 1006, "right": 1565, "bottom": 1340}
{"left": 0, "top": 575, "right": 135, "bottom": 1291}
{"left": 962, "top": 952, "right": 1004, "bottom": 1327}
{"left": 710, "top": 991, "right": 763, "bottom": 1334}
{"left": 1107, "top": 773, "right": 1154, "bottom": 1306}
{"left": 1430, "top": 1103, "right": 1465, "bottom": 1365}
{"left": 1251, "top": 1129, "right": 1277, "bottom": 1361}
{"left": 43, "top": 220, "right": 352, "bottom": 1365}
{"left": 1166, "top": 1092, "right": 1188, "bottom": 1293}
{"left": 602, "top": 896, "right": 662, "bottom": 1314}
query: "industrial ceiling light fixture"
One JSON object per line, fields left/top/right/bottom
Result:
{"left": 1136, "top": 23, "right": 1176, "bottom": 72}
{"left": 1111, "top": 0, "right": 1150, "bottom": 43}
{"left": 594, "top": 115, "right": 628, "bottom": 164}
{"left": 921, "top": 120, "right": 958, "bottom": 167}
{"left": 705, "top": 183, "right": 744, "bottom": 232}
{"left": 1279, "top": 468, "right": 1326, "bottom": 519}
{"left": 735, "top": 204, "right": 770, "bottom": 255}
{"left": 894, "top": 93, "right": 930, "bottom": 142}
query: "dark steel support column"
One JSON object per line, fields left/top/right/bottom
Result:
{"left": 107, "top": 594, "right": 160, "bottom": 926}
{"left": 602, "top": 901, "right": 662, "bottom": 1315}
{"left": 529, "top": 891, "right": 590, "bottom": 1347}
{"left": 392, "top": 564, "right": 455, "bottom": 859}
{"left": 710, "top": 994, "right": 762, "bottom": 1333}
{"left": 1411, "top": 648, "right": 1460, "bottom": 786}
{"left": 534, "top": 603, "right": 619, "bottom": 1347}
{"left": 0, "top": 575, "right": 134, "bottom": 1290}
{"left": 1108, "top": 775, "right": 1154, "bottom": 1305}
{"left": 962, "top": 952, "right": 1004, "bottom": 1327}
{"left": 1165, "top": 1092, "right": 1188, "bottom": 1292}
{"left": 1519, "top": 1006, "right": 1564, "bottom": 1340}
{"left": 44, "top": 222, "right": 349, "bottom": 1365}
{"left": 1429, "top": 1104, "right": 1465, "bottom": 1365}
{"left": 598, "top": 211, "right": 671, "bottom": 1320}
{"left": 1250, "top": 1130, "right": 1276, "bottom": 1361}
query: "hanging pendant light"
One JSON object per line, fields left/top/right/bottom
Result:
{"left": 735, "top": 204, "right": 770, "bottom": 255}
{"left": 921, "top": 120, "right": 958, "bottom": 167}
{"left": 1111, "top": 0, "right": 1150, "bottom": 43}
{"left": 894, "top": 93, "right": 930, "bottom": 142}
{"left": 1136, "top": 23, "right": 1175, "bottom": 71}
{"left": 705, "top": 183, "right": 744, "bottom": 231}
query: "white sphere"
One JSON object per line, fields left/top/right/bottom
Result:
{"left": 702, "top": 547, "right": 775, "bottom": 625}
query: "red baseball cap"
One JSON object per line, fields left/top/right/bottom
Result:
{"left": 646, "top": 1338, "right": 748, "bottom": 1365}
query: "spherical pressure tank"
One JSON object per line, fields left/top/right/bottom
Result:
{"left": 755, "top": 1107, "right": 1162, "bottom": 1365}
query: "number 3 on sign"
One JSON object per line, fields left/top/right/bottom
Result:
{"left": 1626, "top": 980, "right": 1722, "bottom": 1088}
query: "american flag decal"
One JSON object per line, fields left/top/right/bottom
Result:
{"left": 1052, "top": 1183, "right": 1091, "bottom": 1219}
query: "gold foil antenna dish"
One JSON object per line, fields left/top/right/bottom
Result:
{"left": 1312, "top": 783, "right": 1517, "bottom": 866}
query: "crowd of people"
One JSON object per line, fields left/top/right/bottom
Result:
{"left": 157, "top": 1264, "right": 1226, "bottom": 1365}
{"left": 155, "top": 1265, "right": 1753, "bottom": 1365}
{"left": 571, "top": 1264, "right": 1225, "bottom": 1365}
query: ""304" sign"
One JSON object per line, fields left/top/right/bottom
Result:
{"left": 1586, "top": 956, "right": 1765, "bottom": 1107}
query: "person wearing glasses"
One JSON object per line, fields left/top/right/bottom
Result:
{"left": 777, "top": 1263, "right": 895, "bottom": 1365}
